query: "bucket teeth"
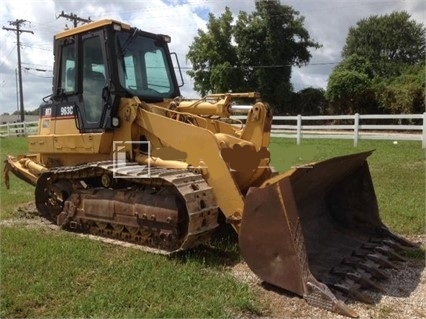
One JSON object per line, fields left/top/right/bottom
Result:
{"left": 332, "top": 282, "right": 375, "bottom": 304}
{"left": 352, "top": 248, "right": 398, "bottom": 269}
{"left": 333, "top": 301, "right": 359, "bottom": 318}
{"left": 343, "top": 257, "right": 389, "bottom": 280}
{"left": 375, "top": 245, "right": 406, "bottom": 262}
{"left": 366, "top": 252, "right": 398, "bottom": 269}
{"left": 362, "top": 242, "right": 406, "bottom": 262}
{"left": 346, "top": 272, "right": 384, "bottom": 292}
{"left": 304, "top": 281, "right": 359, "bottom": 318}
{"left": 376, "top": 226, "right": 421, "bottom": 248}
{"left": 330, "top": 266, "right": 353, "bottom": 278}
{"left": 330, "top": 266, "right": 384, "bottom": 292}
{"left": 370, "top": 238, "right": 406, "bottom": 252}
{"left": 360, "top": 242, "right": 376, "bottom": 252}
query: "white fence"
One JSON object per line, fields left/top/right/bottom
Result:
{"left": 284, "top": 113, "right": 426, "bottom": 147}
{"left": 0, "top": 121, "right": 39, "bottom": 138}
{"left": 232, "top": 112, "right": 426, "bottom": 148}
{"left": 1, "top": 113, "right": 425, "bottom": 148}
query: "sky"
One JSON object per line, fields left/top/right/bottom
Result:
{"left": 0, "top": 0, "right": 425, "bottom": 115}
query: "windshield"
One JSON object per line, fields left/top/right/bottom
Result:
{"left": 116, "top": 31, "right": 177, "bottom": 99}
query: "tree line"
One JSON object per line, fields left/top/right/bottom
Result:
{"left": 186, "top": 0, "right": 425, "bottom": 115}
{"left": 2, "top": 108, "right": 40, "bottom": 116}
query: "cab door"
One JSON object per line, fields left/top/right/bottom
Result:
{"left": 81, "top": 32, "right": 107, "bottom": 128}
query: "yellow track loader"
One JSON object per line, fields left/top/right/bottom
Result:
{"left": 4, "top": 19, "right": 416, "bottom": 317}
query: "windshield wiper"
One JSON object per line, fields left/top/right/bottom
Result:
{"left": 120, "top": 28, "right": 139, "bottom": 57}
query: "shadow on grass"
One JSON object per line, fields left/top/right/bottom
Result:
{"left": 172, "top": 222, "right": 242, "bottom": 268}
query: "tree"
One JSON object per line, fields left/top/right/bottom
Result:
{"left": 186, "top": 8, "right": 242, "bottom": 96}
{"left": 326, "top": 70, "right": 377, "bottom": 114}
{"left": 333, "top": 54, "right": 374, "bottom": 78}
{"left": 12, "top": 107, "right": 40, "bottom": 116}
{"left": 292, "top": 87, "right": 326, "bottom": 115}
{"left": 326, "top": 11, "right": 425, "bottom": 114}
{"left": 374, "top": 65, "right": 425, "bottom": 114}
{"left": 186, "top": 1, "right": 320, "bottom": 113}
{"left": 343, "top": 11, "right": 425, "bottom": 77}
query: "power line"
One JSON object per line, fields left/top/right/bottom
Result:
{"left": 21, "top": 43, "right": 51, "bottom": 51}
{"left": 2, "top": 19, "right": 34, "bottom": 122}
{"left": 56, "top": 11, "right": 92, "bottom": 28}
{"left": 23, "top": 68, "right": 53, "bottom": 78}
{"left": 23, "top": 66, "right": 53, "bottom": 73}
{"left": 178, "top": 61, "right": 340, "bottom": 70}
{"left": 0, "top": 45, "right": 17, "bottom": 71}
{"left": 21, "top": 62, "right": 52, "bottom": 68}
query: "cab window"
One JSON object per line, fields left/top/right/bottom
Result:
{"left": 60, "top": 44, "right": 76, "bottom": 94}
{"left": 82, "top": 36, "right": 106, "bottom": 123}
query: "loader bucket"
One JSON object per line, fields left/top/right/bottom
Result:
{"left": 239, "top": 151, "right": 416, "bottom": 317}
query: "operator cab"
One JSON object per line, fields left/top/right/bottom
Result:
{"left": 44, "top": 20, "right": 181, "bottom": 132}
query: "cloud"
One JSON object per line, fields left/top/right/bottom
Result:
{"left": 1, "top": 0, "right": 424, "bottom": 115}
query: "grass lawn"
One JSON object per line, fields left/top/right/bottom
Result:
{"left": 0, "top": 136, "right": 424, "bottom": 318}
{"left": 0, "top": 137, "right": 34, "bottom": 219}
{"left": 1, "top": 226, "right": 258, "bottom": 318}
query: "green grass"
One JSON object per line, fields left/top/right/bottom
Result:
{"left": 0, "top": 136, "right": 425, "bottom": 318}
{"left": 1, "top": 226, "right": 260, "bottom": 318}
{"left": 0, "top": 137, "right": 33, "bottom": 219}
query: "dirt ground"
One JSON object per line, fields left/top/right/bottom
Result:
{"left": 3, "top": 202, "right": 426, "bottom": 319}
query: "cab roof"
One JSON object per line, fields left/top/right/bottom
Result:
{"left": 55, "top": 19, "right": 131, "bottom": 39}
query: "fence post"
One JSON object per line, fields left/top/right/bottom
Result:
{"left": 7, "top": 122, "right": 10, "bottom": 137}
{"left": 23, "top": 121, "right": 27, "bottom": 136}
{"left": 353, "top": 113, "right": 360, "bottom": 147}
{"left": 422, "top": 112, "right": 426, "bottom": 149}
{"left": 296, "top": 114, "right": 302, "bottom": 145}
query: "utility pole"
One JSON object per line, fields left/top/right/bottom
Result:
{"left": 57, "top": 11, "right": 92, "bottom": 28}
{"left": 2, "top": 19, "right": 34, "bottom": 123}
{"left": 15, "top": 69, "right": 19, "bottom": 119}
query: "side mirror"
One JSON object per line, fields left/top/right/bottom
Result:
{"left": 171, "top": 52, "right": 184, "bottom": 87}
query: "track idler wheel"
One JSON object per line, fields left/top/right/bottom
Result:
{"left": 35, "top": 173, "right": 72, "bottom": 224}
